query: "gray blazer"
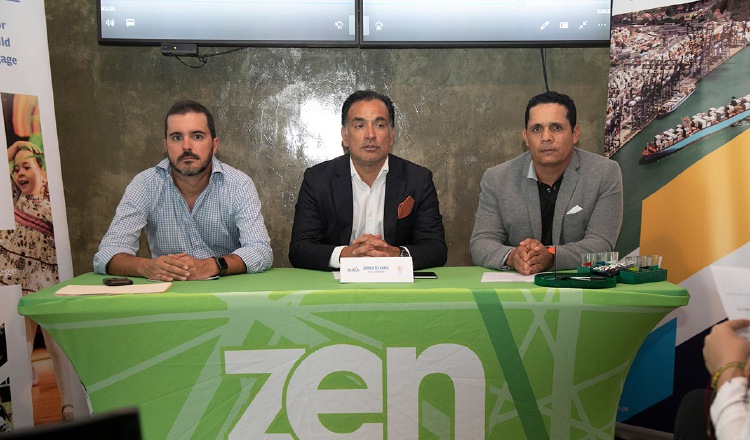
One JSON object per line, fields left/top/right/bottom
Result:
{"left": 470, "top": 148, "right": 623, "bottom": 270}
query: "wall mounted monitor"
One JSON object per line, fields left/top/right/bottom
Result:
{"left": 97, "top": 0, "right": 358, "bottom": 47}
{"left": 361, "top": 0, "right": 613, "bottom": 47}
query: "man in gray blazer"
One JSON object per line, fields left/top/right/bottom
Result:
{"left": 470, "top": 91, "right": 623, "bottom": 275}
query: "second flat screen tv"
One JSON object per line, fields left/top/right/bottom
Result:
{"left": 361, "top": 0, "right": 613, "bottom": 47}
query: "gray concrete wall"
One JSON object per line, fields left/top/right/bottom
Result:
{"left": 45, "top": 1, "right": 611, "bottom": 275}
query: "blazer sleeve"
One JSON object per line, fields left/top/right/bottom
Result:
{"left": 469, "top": 168, "right": 514, "bottom": 269}
{"left": 403, "top": 168, "right": 447, "bottom": 270}
{"left": 288, "top": 167, "right": 339, "bottom": 271}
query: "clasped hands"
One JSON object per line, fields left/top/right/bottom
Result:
{"left": 507, "top": 238, "right": 554, "bottom": 275}
{"left": 141, "top": 253, "right": 218, "bottom": 281}
{"left": 340, "top": 234, "right": 400, "bottom": 259}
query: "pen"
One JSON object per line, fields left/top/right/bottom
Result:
{"left": 555, "top": 275, "right": 606, "bottom": 281}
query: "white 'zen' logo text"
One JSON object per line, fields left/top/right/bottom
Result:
{"left": 224, "top": 343, "right": 486, "bottom": 439}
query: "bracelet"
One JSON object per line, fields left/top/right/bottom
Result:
{"left": 711, "top": 361, "right": 745, "bottom": 390}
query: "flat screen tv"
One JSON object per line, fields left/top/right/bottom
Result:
{"left": 362, "top": 0, "right": 613, "bottom": 47}
{"left": 97, "top": 0, "right": 612, "bottom": 48}
{"left": 97, "top": 0, "right": 358, "bottom": 47}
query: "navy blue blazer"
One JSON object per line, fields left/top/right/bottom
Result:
{"left": 289, "top": 154, "right": 447, "bottom": 270}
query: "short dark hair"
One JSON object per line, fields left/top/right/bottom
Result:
{"left": 164, "top": 100, "right": 217, "bottom": 139}
{"left": 524, "top": 91, "right": 577, "bottom": 130}
{"left": 341, "top": 90, "right": 395, "bottom": 128}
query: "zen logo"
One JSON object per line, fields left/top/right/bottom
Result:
{"left": 224, "top": 344, "right": 486, "bottom": 439}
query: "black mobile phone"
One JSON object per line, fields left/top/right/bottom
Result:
{"left": 103, "top": 277, "right": 133, "bottom": 286}
{"left": 414, "top": 271, "right": 438, "bottom": 279}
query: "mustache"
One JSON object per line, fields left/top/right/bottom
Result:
{"left": 178, "top": 152, "right": 201, "bottom": 161}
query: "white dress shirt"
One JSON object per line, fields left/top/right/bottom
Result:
{"left": 711, "top": 377, "right": 750, "bottom": 440}
{"left": 328, "top": 157, "right": 389, "bottom": 268}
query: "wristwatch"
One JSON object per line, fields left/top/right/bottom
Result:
{"left": 399, "top": 246, "right": 410, "bottom": 257}
{"left": 213, "top": 257, "right": 228, "bottom": 277}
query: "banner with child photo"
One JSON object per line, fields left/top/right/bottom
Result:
{"left": 0, "top": 0, "right": 86, "bottom": 429}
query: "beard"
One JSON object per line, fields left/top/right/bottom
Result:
{"left": 170, "top": 151, "right": 212, "bottom": 177}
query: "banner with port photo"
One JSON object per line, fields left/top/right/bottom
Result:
{"left": 0, "top": 0, "right": 86, "bottom": 429}
{"left": 608, "top": 0, "right": 750, "bottom": 434}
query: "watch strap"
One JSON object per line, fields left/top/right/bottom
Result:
{"left": 213, "top": 256, "right": 228, "bottom": 277}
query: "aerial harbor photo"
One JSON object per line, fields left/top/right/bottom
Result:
{"left": 606, "top": 0, "right": 749, "bottom": 253}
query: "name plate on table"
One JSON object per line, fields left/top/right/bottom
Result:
{"left": 340, "top": 257, "right": 413, "bottom": 283}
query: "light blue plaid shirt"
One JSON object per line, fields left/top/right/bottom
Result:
{"left": 94, "top": 157, "right": 273, "bottom": 274}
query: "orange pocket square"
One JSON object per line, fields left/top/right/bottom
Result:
{"left": 398, "top": 196, "right": 415, "bottom": 219}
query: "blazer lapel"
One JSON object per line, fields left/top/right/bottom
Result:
{"left": 332, "top": 157, "right": 354, "bottom": 245}
{"left": 553, "top": 150, "right": 580, "bottom": 244}
{"left": 384, "top": 156, "right": 405, "bottom": 243}
{"left": 521, "top": 156, "right": 543, "bottom": 240}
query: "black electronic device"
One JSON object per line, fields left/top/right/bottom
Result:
{"left": 414, "top": 271, "right": 438, "bottom": 279}
{"left": 103, "top": 277, "right": 133, "bottom": 286}
{"left": 160, "top": 43, "right": 198, "bottom": 57}
{"left": 213, "top": 257, "right": 228, "bottom": 277}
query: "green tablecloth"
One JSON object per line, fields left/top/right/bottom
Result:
{"left": 18, "top": 267, "right": 689, "bottom": 439}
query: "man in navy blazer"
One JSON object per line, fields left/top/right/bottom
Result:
{"left": 289, "top": 90, "right": 447, "bottom": 271}
{"left": 470, "top": 91, "right": 623, "bottom": 275}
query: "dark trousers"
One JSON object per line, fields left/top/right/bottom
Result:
{"left": 674, "top": 388, "right": 712, "bottom": 440}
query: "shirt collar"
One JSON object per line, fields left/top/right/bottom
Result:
{"left": 526, "top": 160, "right": 538, "bottom": 181}
{"left": 525, "top": 153, "right": 576, "bottom": 183}
{"left": 349, "top": 156, "right": 389, "bottom": 182}
{"left": 157, "top": 156, "right": 224, "bottom": 176}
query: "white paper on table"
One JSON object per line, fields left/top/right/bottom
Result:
{"left": 55, "top": 282, "right": 172, "bottom": 296}
{"left": 481, "top": 271, "right": 535, "bottom": 283}
{"left": 710, "top": 265, "right": 750, "bottom": 338}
